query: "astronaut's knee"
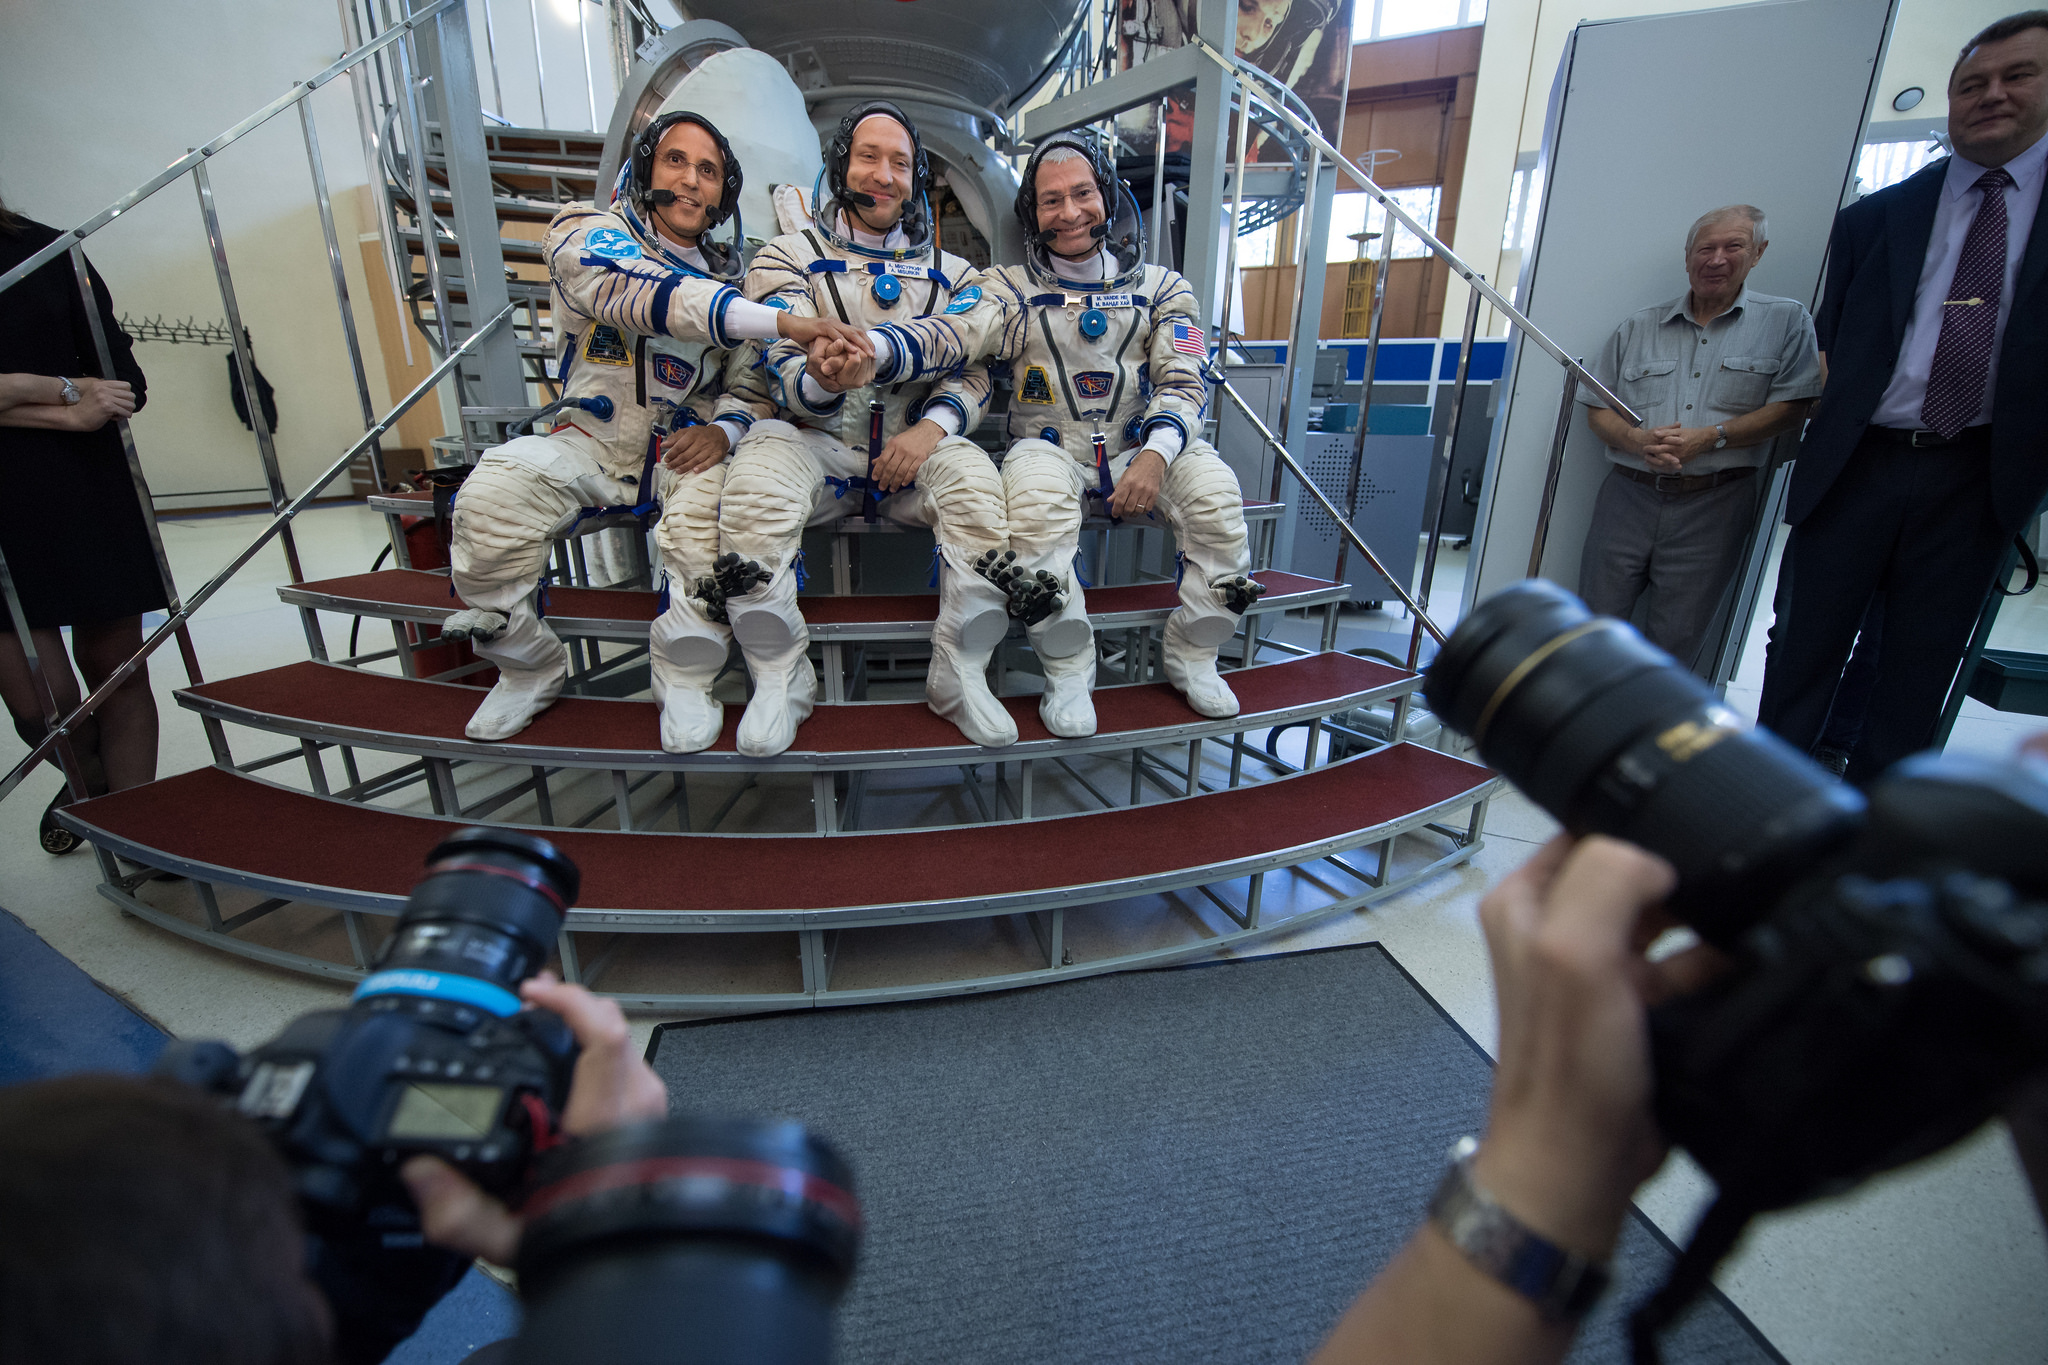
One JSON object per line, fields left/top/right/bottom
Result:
{"left": 720, "top": 427, "right": 821, "bottom": 564}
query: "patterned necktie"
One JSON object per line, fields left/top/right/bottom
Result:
{"left": 1921, "top": 166, "right": 2014, "bottom": 438}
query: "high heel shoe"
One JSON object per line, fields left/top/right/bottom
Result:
{"left": 39, "top": 789, "right": 80, "bottom": 856}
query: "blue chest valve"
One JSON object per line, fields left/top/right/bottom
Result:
{"left": 1038, "top": 427, "right": 1059, "bottom": 445}
{"left": 1078, "top": 308, "right": 1108, "bottom": 339}
{"left": 570, "top": 395, "right": 614, "bottom": 422}
{"left": 871, "top": 274, "right": 902, "bottom": 308}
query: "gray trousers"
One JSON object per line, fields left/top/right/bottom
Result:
{"left": 1576, "top": 465, "right": 1760, "bottom": 672}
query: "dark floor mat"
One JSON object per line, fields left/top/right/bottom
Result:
{"left": 649, "top": 943, "right": 1780, "bottom": 1364}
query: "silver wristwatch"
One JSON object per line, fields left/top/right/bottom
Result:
{"left": 57, "top": 376, "right": 81, "bottom": 405}
{"left": 1712, "top": 423, "right": 1728, "bottom": 450}
{"left": 1427, "top": 1136, "right": 1611, "bottom": 1322}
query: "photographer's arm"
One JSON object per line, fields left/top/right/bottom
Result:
{"left": 402, "top": 974, "right": 669, "bottom": 1265}
{"left": 1313, "top": 837, "right": 1718, "bottom": 1365}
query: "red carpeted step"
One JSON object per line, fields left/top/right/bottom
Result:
{"left": 277, "top": 568, "right": 1345, "bottom": 634}
{"left": 179, "top": 652, "right": 1414, "bottom": 762}
{"left": 58, "top": 744, "right": 1492, "bottom": 916}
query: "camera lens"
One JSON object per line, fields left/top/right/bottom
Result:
{"left": 1423, "top": 580, "right": 1864, "bottom": 943}
{"left": 513, "top": 1115, "right": 861, "bottom": 1365}
{"left": 353, "top": 827, "right": 578, "bottom": 1018}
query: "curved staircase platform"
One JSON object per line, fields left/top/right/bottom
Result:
{"left": 278, "top": 568, "right": 1349, "bottom": 640}
{"left": 57, "top": 747, "right": 1499, "bottom": 1010}
{"left": 179, "top": 652, "right": 1417, "bottom": 773}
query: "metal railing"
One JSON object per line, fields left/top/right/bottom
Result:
{"left": 0, "top": 0, "right": 518, "bottom": 817}
{"left": 1185, "top": 36, "right": 1642, "bottom": 668}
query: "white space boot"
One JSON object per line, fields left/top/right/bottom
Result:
{"left": 728, "top": 565, "right": 816, "bottom": 758}
{"left": 1027, "top": 592, "right": 1097, "bottom": 738}
{"left": 1162, "top": 577, "right": 1248, "bottom": 719}
{"left": 464, "top": 598, "right": 570, "bottom": 741}
{"left": 929, "top": 551, "right": 1017, "bottom": 748}
{"left": 649, "top": 589, "right": 731, "bottom": 754}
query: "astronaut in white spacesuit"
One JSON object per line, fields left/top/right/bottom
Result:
{"left": 440, "top": 111, "right": 868, "bottom": 743}
{"left": 648, "top": 101, "right": 1013, "bottom": 758}
{"left": 822, "top": 132, "right": 1264, "bottom": 738}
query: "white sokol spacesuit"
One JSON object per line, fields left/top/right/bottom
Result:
{"left": 650, "top": 104, "right": 1012, "bottom": 757}
{"left": 445, "top": 119, "right": 777, "bottom": 743}
{"left": 888, "top": 138, "right": 1262, "bottom": 737}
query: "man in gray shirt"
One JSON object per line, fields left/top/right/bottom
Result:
{"left": 1576, "top": 204, "right": 1823, "bottom": 671}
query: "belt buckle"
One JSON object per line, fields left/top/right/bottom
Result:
{"left": 1653, "top": 471, "right": 1685, "bottom": 492}
{"left": 1909, "top": 429, "right": 1945, "bottom": 448}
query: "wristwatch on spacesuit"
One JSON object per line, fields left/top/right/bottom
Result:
{"left": 1427, "top": 1136, "right": 1611, "bottom": 1321}
{"left": 57, "top": 377, "right": 80, "bottom": 405}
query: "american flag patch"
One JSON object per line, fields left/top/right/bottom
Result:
{"left": 1171, "top": 320, "right": 1205, "bottom": 356}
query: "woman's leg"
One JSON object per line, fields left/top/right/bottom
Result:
{"left": 68, "top": 617, "right": 156, "bottom": 791}
{"left": 0, "top": 626, "right": 106, "bottom": 792}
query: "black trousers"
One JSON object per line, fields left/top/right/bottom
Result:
{"left": 1757, "top": 432, "right": 2007, "bottom": 785}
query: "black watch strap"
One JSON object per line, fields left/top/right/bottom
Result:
{"left": 1427, "top": 1136, "right": 1611, "bottom": 1322}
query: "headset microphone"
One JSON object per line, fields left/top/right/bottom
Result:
{"left": 647, "top": 189, "right": 676, "bottom": 206}
{"left": 1033, "top": 228, "right": 1060, "bottom": 245}
{"left": 847, "top": 190, "right": 879, "bottom": 209}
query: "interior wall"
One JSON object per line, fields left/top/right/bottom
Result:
{"left": 0, "top": 0, "right": 616, "bottom": 516}
{"left": 1447, "top": 0, "right": 2017, "bottom": 338}
{"left": 0, "top": 0, "right": 401, "bottom": 514}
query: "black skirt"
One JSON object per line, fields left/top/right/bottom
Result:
{"left": 0, "top": 220, "right": 169, "bottom": 630}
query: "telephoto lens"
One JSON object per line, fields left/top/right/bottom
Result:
{"left": 358, "top": 825, "right": 579, "bottom": 1018}
{"left": 512, "top": 1115, "right": 863, "bottom": 1365}
{"left": 1422, "top": 580, "right": 1864, "bottom": 944}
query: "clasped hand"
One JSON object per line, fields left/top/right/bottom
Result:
{"left": 1635, "top": 424, "right": 1719, "bottom": 474}
{"left": 809, "top": 334, "right": 878, "bottom": 394}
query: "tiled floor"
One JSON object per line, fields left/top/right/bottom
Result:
{"left": 3, "top": 503, "right": 2045, "bottom": 1363}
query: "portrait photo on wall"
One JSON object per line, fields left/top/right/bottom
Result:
{"left": 1117, "top": 0, "right": 1356, "bottom": 161}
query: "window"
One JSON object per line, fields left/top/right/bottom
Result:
{"left": 1326, "top": 187, "right": 1441, "bottom": 262}
{"left": 1355, "top": 0, "right": 1486, "bottom": 43}
{"left": 1502, "top": 160, "right": 1542, "bottom": 252}
{"left": 1855, "top": 139, "right": 1943, "bottom": 197}
{"left": 1238, "top": 221, "right": 1280, "bottom": 268}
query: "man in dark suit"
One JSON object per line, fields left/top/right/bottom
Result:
{"left": 1757, "top": 12, "right": 2048, "bottom": 785}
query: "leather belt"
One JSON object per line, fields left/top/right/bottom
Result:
{"left": 1863, "top": 424, "right": 1992, "bottom": 449}
{"left": 1613, "top": 464, "right": 1756, "bottom": 495}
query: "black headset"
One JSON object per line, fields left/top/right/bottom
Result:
{"left": 827, "top": 101, "right": 931, "bottom": 241}
{"left": 1014, "top": 132, "right": 1120, "bottom": 247}
{"left": 630, "top": 110, "right": 743, "bottom": 229}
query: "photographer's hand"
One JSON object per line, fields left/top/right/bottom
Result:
{"left": 402, "top": 974, "right": 669, "bottom": 1266}
{"left": 1312, "top": 835, "right": 1724, "bottom": 1365}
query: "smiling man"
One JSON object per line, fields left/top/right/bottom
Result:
{"left": 441, "top": 110, "right": 866, "bottom": 744}
{"left": 842, "top": 132, "right": 1264, "bottom": 737}
{"left": 650, "top": 101, "right": 1008, "bottom": 757}
{"left": 1758, "top": 12, "right": 2048, "bottom": 785}
{"left": 1574, "top": 205, "right": 1822, "bottom": 674}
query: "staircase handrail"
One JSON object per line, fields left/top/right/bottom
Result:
{"left": 0, "top": 304, "right": 515, "bottom": 807}
{"left": 0, "top": 0, "right": 461, "bottom": 296}
{"left": 1188, "top": 34, "right": 1641, "bottom": 425}
{"left": 1215, "top": 377, "right": 1447, "bottom": 648}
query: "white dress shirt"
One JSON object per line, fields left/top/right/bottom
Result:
{"left": 1870, "top": 131, "right": 2048, "bottom": 430}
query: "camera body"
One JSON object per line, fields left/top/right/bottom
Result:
{"left": 178, "top": 987, "right": 575, "bottom": 1220}
{"left": 1425, "top": 582, "right": 2048, "bottom": 1354}
{"left": 158, "top": 828, "right": 581, "bottom": 1230}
